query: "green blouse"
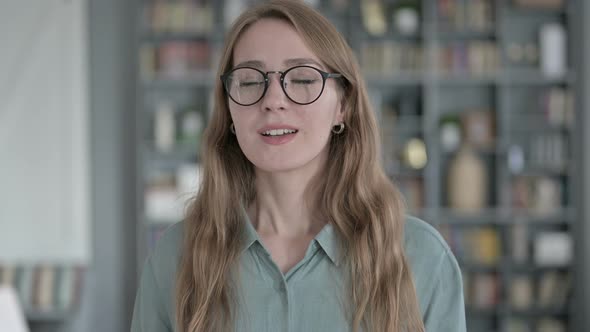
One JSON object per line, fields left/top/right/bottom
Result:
{"left": 131, "top": 214, "right": 466, "bottom": 332}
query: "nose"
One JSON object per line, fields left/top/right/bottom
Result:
{"left": 261, "top": 72, "right": 288, "bottom": 111}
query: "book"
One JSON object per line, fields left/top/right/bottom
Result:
{"left": 0, "top": 265, "right": 17, "bottom": 286}
{"left": 538, "top": 271, "right": 571, "bottom": 308}
{"left": 510, "top": 275, "right": 533, "bottom": 309}
{"left": 35, "top": 265, "right": 55, "bottom": 311}
{"left": 472, "top": 273, "right": 499, "bottom": 308}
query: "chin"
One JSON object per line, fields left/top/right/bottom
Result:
{"left": 251, "top": 159, "right": 305, "bottom": 174}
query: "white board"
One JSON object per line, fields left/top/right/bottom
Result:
{"left": 0, "top": 0, "right": 90, "bottom": 263}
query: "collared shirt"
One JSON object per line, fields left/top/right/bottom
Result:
{"left": 131, "top": 214, "right": 466, "bottom": 332}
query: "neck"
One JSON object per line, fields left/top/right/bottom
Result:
{"left": 248, "top": 164, "right": 326, "bottom": 238}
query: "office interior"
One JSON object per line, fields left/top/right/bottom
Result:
{"left": 0, "top": 0, "right": 589, "bottom": 331}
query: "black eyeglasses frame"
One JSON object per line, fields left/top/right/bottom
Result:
{"left": 220, "top": 65, "right": 343, "bottom": 106}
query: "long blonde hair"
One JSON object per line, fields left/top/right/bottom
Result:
{"left": 175, "top": 1, "right": 425, "bottom": 331}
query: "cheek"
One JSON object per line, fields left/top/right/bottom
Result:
{"left": 302, "top": 106, "right": 336, "bottom": 144}
{"left": 229, "top": 108, "right": 251, "bottom": 133}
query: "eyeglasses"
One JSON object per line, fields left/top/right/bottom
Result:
{"left": 220, "top": 65, "right": 342, "bottom": 106}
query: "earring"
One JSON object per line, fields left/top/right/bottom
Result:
{"left": 332, "top": 123, "right": 345, "bottom": 134}
{"left": 230, "top": 123, "right": 236, "bottom": 134}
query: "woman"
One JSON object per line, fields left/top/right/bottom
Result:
{"left": 131, "top": 1, "right": 465, "bottom": 331}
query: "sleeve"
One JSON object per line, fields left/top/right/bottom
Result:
{"left": 130, "top": 256, "right": 172, "bottom": 332}
{"left": 422, "top": 250, "right": 466, "bottom": 332}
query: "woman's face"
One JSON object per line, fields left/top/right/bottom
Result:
{"left": 228, "top": 18, "right": 343, "bottom": 174}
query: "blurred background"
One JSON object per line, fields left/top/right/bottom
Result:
{"left": 0, "top": 0, "right": 589, "bottom": 331}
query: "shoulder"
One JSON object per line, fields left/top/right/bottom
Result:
{"left": 403, "top": 215, "right": 453, "bottom": 261}
{"left": 402, "top": 215, "right": 465, "bottom": 322}
{"left": 147, "top": 221, "right": 185, "bottom": 288}
{"left": 150, "top": 221, "right": 184, "bottom": 261}
{"left": 133, "top": 221, "right": 185, "bottom": 329}
{"left": 403, "top": 214, "right": 459, "bottom": 277}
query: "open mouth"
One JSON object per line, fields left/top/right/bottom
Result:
{"left": 260, "top": 129, "right": 299, "bottom": 137}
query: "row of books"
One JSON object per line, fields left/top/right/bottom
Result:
{"left": 523, "top": 134, "right": 569, "bottom": 173}
{"left": 505, "top": 317, "right": 566, "bottom": 332}
{"left": 360, "top": 41, "right": 423, "bottom": 75}
{"left": 463, "top": 271, "right": 570, "bottom": 310}
{"left": 144, "top": 0, "right": 214, "bottom": 34}
{"left": 513, "top": 0, "right": 565, "bottom": 10}
{"left": 437, "top": 41, "right": 499, "bottom": 75}
{"left": 395, "top": 178, "right": 424, "bottom": 213}
{"left": 437, "top": 0, "right": 494, "bottom": 32}
{"left": 509, "top": 86, "right": 575, "bottom": 132}
{"left": 463, "top": 272, "right": 500, "bottom": 308}
{"left": 509, "top": 272, "right": 571, "bottom": 310}
{"left": 439, "top": 226, "right": 502, "bottom": 265}
{"left": 508, "top": 87, "right": 576, "bottom": 129}
{"left": 151, "top": 101, "right": 207, "bottom": 153}
{"left": 144, "top": 163, "right": 202, "bottom": 223}
{"left": 540, "top": 87, "right": 575, "bottom": 128}
{"left": 0, "top": 265, "right": 84, "bottom": 313}
{"left": 512, "top": 176, "right": 564, "bottom": 214}
{"left": 140, "top": 41, "right": 212, "bottom": 80}
{"left": 441, "top": 224, "right": 572, "bottom": 266}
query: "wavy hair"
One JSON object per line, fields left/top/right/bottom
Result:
{"left": 175, "top": 1, "right": 425, "bottom": 331}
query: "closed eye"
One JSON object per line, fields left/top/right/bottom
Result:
{"left": 239, "top": 81, "right": 265, "bottom": 87}
{"left": 291, "top": 79, "right": 318, "bottom": 85}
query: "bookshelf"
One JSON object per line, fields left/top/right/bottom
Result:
{"left": 135, "top": 0, "right": 583, "bottom": 331}
{"left": 0, "top": 264, "right": 85, "bottom": 325}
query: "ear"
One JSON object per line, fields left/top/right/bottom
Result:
{"left": 335, "top": 96, "right": 345, "bottom": 123}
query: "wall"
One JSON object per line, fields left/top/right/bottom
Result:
{"left": 577, "top": 0, "right": 590, "bottom": 330}
{"left": 34, "top": 0, "right": 139, "bottom": 331}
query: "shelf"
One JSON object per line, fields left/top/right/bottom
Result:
{"left": 359, "top": 30, "right": 424, "bottom": 42}
{"left": 509, "top": 124, "right": 571, "bottom": 134}
{"left": 433, "top": 74, "right": 500, "bottom": 85}
{"left": 503, "top": 5, "right": 570, "bottom": 17}
{"left": 509, "top": 263, "right": 571, "bottom": 274}
{"left": 441, "top": 146, "right": 501, "bottom": 157}
{"left": 143, "top": 143, "right": 200, "bottom": 162}
{"left": 458, "top": 261, "right": 501, "bottom": 272}
{"left": 436, "top": 30, "right": 497, "bottom": 40}
{"left": 501, "top": 70, "right": 575, "bottom": 85}
{"left": 141, "top": 31, "right": 213, "bottom": 43}
{"left": 466, "top": 305, "right": 569, "bottom": 317}
{"left": 430, "top": 207, "right": 574, "bottom": 225}
{"left": 509, "top": 306, "right": 570, "bottom": 317}
{"left": 421, "top": 71, "right": 574, "bottom": 85}
{"left": 510, "top": 208, "right": 574, "bottom": 223}
{"left": 365, "top": 72, "right": 424, "bottom": 86}
{"left": 26, "top": 310, "right": 73, "bottom": 322}
{"left": 466, "top": 306, "right": 503, "bottom": 316}
{"left": 510, "top": 166, "right": 571, "bottom": 177}
{"left": 141, "top": 71, "right": 216, "bottom": 88}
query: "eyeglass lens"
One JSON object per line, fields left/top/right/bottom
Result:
{"left": 225, "top": 67, "right": 325, "bottom": 105}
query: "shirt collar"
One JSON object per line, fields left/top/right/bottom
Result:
{"left": 314, "top": 223, "right": 342, "bottom": 266}
{"left": 240, "top": 206, "right": 259, "bottom": 253}
{"left": 239, "top": 205, "right": 343, "bottom": 266}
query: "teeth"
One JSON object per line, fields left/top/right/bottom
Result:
{"left": 262, "top": 129, "right": 297, "bottom": 136}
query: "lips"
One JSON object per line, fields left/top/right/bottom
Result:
{"left": 257, "top": 124, "right": 299, "bottom": 145}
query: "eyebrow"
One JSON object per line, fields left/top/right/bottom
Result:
{"left": 234, "top": 58, "right": 324, "bottom": 70}
{"left": 284, "top": 58, "right": 323, "bottom": 68}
